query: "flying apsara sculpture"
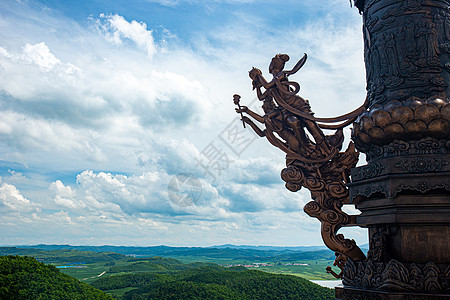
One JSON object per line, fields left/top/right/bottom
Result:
{"left": 234, "top": 54, "right": 368, "bottom": 269}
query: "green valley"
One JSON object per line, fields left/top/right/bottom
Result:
{"left": 0, "top": 245, "right": 342, "bottom": 299}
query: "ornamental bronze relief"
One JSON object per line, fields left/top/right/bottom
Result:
{"left": 361, "top": 0, "right": 449, "bottom": 105}
{"left": 352, "top": 97, "right": 450, "bottom": 152}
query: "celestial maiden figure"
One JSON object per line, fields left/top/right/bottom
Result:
{"left": 248, "top": 54, "right": 334, "bottom": 159}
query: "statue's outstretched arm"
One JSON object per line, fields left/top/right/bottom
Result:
{"left": 236, "top": 106, "right": 264, "bottom": 123}
{"left": 242, "top": 116, "right": 266, "bottom": 137}
{"left": 257, "top": 74, "right": 276, "bottom": 90}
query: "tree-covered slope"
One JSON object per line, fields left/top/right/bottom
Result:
{"left": 107, "top": 256, "right": 219, "bottom": 274}
{"left": 92, "top": 266, "right": 335, "bottom": 300}
{"left": 180, "top": 268, "right": 332, "bottom": 299}
{"left": 0, "top": 255, "right": 113, "bottom": 300}
{"left": 91, "top": 272, "right": 172, "bottom": 291}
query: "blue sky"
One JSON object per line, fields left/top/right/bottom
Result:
{"left": 0, "top": 0, "right": 368, "bottom": 246}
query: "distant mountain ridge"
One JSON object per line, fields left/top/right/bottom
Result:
{"left": 1, "top": 246, "right": 339, "bottom": 265}
{"left": 11, "top": 244, "right": 369, "bottom": 256}
{"left": 6, "top": 244, "right": 340, "bottom": 262}
{"left": 212, "top": 244, "right": 327, "bottom": 251}
{"left": 10, "top": 244, "right": 368, "bottom": 254}
{"left": 11, "top": 244, "right": 328, "bottom": 252}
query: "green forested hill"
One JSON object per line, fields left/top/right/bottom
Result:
{"left": 0, "top": 255, "right": 113, "bottom": 300}
{"left": 92, "top": 266, "right": 335, "bottom": 300}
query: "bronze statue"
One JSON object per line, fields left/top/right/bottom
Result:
{"left": 234, "top": 54, "right": 368, "bottom": 266}
{"left": 235, "top": 0, "right": 450, "bottom": 298}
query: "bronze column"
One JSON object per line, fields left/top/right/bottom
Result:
{"left": 338, "top": 0, "right": 450, "bottom": 298}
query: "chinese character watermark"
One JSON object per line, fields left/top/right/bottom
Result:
{"left": 167, "top": 173, "right": 203, "bottom": 207}
{"left": 167, "top": 97, "right": 261, "bottom": 205}
{"left": 196, "top": 97, "right": 261, "bottom": 183}
{"left": 195, "top": 141, "right": 233, "bottom": 182}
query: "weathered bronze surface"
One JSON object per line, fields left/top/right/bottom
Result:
{"left": 336, "top": 286, "right": 450, "bottom": 300}
{"left": 233, "top": 0, "right": 449, "bottom": 297}
{"left": 352, "top": 0, "right": 450, "bottom": 150}
{"left": 357, "top": 0, "right": 449, "bottom": 106}
{"left": 234, "top": 54, "right": 368, "bottom": 263}
{"left": 339, "top": 0, "right": 450, "bottom": 298}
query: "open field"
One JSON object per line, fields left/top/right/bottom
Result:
{"left": 59, "top": 259, "right": 339, "bottom": 282}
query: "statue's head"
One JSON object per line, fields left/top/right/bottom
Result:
{"left": 269, "top": 54, "right": 289, "bottom": 75}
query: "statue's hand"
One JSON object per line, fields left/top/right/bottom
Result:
{"left": 249, "top": 67, "right": 263, "bottom": 90}
{"left": 241, "top": 116, "right": 252, "bottom": 124}
{"left": 249, "top": 67, "right": 262, "bottom": 80}
{"left": 235, "top": 106, "right": 248, "bottom": 113}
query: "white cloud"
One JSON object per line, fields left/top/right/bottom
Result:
{"left": 49, "top": 180, "right": 79, "bottom": 209}
{"left": 45, "top": 169, "right": 228, "bottom": 219}
{"left": 0, "top": 46, "right": 13, "bottom": 59}
{"left": 97, "top": 14, "right": 157, "bottom": 58}
{"left": 0, "top": 183, "right": 31, "bottom": 211}
{"left": 52, "top": 210, "right": 72, "bottom": 224}
{"left": 74, "top": 170, "right": 170, "bottom": 215}
{"left": 21, "top": 42, "right": 61, "bottom": 70}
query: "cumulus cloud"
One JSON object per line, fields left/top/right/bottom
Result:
{"left": 49, "top": 180, "right": 79, "bottom": 209}
{"left": 46, "top": 169, "right": 229, "bottom": 219}
{"left": 51, "top": 210, "right": 72, "bottom": 224}
{"left": 21, "top": 42, "right": 61, "bottom": 71}
{"left": 0, "top": 183, "right": 31, "bottom": 211}
{"left": 75, "top": 170, "right": 167, "bottom": 215}
{"left": 97, "top": 14, "right": 157, "bottom": 58}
